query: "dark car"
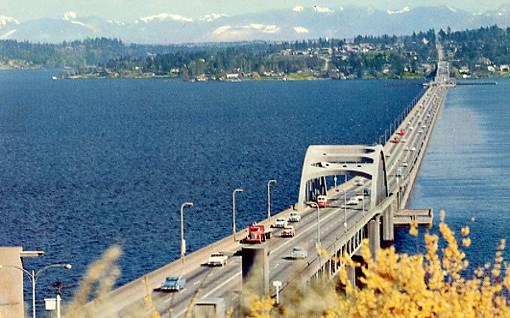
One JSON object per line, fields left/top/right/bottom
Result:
{"left": 157, "top": 276, "right": 186, "bottom": 292}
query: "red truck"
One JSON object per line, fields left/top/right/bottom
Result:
{"left": 243, "top": 224, "right": 272, "bottom": 244}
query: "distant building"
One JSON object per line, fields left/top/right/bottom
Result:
{"left": 459, "top": 66, "right": 470, "bottom": 74}
{"left": 226, "top": 73, "right": 239, "bottom": 79}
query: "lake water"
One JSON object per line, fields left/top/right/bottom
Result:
{"left": 397, "top": 79, "right": 510, "bottom": 270}
{"left": 0, "top": 70, "right": 422, "bottom": 304}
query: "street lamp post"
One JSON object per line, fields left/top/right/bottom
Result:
{"left": 361, "top": 180, "right": 365, "bottom": 213}
{"left": 232, "top": 188, "right": 244, "bottom": 241}
{"left": 0, "top": 263, "right": 72, "bottom": 318}
{"left": 342, "top": 189, "right": 347, "bottom": 232}
{"left": 310, "top": 202, "right": 321, "bottom": 249}
{"left": 267, "top": 179, "right": 277, "bottom": 223}
{"left": 180, "top": 202, "right": 194, "bottom": 265}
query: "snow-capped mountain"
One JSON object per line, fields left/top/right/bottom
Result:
{"left": 0, "top": 16, "right": 20, "bottom": 39}
{"left": 0, "top": 6, "right": 509, "bottom": 44}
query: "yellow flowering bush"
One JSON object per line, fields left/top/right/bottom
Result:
{"left": 248, "top": 213, "right": 510, "bottom": 318}
{"left": 63, "top": 212, "right": 509, "bottom": 318}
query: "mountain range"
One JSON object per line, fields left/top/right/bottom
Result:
{"left": 1, "top": 5, "right": 509, "bottom": 44}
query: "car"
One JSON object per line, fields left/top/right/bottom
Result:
{"left": 290, "top": 246, "right": 307, "bottom": 259}
{"left": 157, "top": 276, "right": 186, "bottom": 292}
{"left": 272, "top": 218, "right": 287, "bottom": 228}
{"left": 391, "top": 137, "right": 401, "bottom": 143}
{"left": 363, "top": 188, "right": 370, "bottom": 196}
{"left": 355, "top": 179, "right": 364, "bottom": 186}
{"left": 409, "top": 126, "right": 414, "bottom": 131}
{"left": 397, "top": 129, "right": 407, "bottom": 136}
{"left": 281, "top": 226, "right": 295, "bottom": 237}
{"left": 401, "top": 162, "right": 409, "bottom": 167}
{"left": 418, "top": 129, "right": 424, "bottom": 134}
{"left": 207, "top": 252, "right": 228, "bottom": 266}
{"left": 288, "top": 212, "right": 302, "bottom": 222}
{"left": 346, "top": 197, "right": 359, "bottom": 205}
{"left": 355, "top": 195, "right": 364, "bottom": 202}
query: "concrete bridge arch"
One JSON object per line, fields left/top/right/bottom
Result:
{"left": 297, "top": 145, "right": 389, "bottom": 210}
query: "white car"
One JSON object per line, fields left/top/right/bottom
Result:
{"left": 207, "top": 252, "right": 228, "bottom": 266}
{"left": 272, "top": 218, "right": 287, "bottom": 228}
{"left": 346, "top": 197, "right": 359, "bottom": 205}
{"left": 288, "top": 212, "right": 301, "bottom": 222}
{"left": 290, "top": 246, "right": 308, "bottom": 259}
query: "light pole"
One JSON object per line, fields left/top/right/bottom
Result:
{"left": 361, "top": 180, "right": 365, "bottom": 213}
{"left": 342, "top": 189, "right": 347, "bottom": 232}
{"left": 180, "top": 202, "right": 194, "bottom": 265}
{"left": 310, "top": 202, "right": 321, "bottom": 249}
{"left": 232, "top": 188, "right": 244, "bottom": 241}
{"left": 396, "top": 167, "right": 403, "bottom": 208}
{"left": 0, "top": 263, "right": 72, "bottom": 318}
{"left": 267, "top": 179, "right": 277, "bottom": 223}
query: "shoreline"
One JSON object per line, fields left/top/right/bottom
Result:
{"left": 2, "top": 66, "right": 508, "bottom": 81}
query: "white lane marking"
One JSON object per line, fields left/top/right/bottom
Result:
{"left": 202, "top": 271, "right": 241, "bottom": 298}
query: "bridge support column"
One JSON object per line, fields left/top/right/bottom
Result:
{"left": 382, "top": 204, "right": 395, "bottom": 242}
{"left": 241, "top": 246, "right": 269, "bottom": 297}
{"left": 368, "top": 217, "right": 380, "bottom": 260}
{"left": 320, "top": 176, "right": 328, "bottom": 197}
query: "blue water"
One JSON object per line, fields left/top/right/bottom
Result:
{"left": 397, "top": 79, "right": 510, "bottom": 270}
{"left": 0, "top": 70, "right": 422, "bottom": 305}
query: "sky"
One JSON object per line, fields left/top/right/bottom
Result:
{"left": 1, "top": 0, "right": 509, "bottom": 21}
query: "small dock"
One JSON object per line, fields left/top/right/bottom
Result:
{"left": 457, "top": 81, "right": 497, "bottom": 86}
{"left": 394, "top": 208, "right": 433, "bottom": 226}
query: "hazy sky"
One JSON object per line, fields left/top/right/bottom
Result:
{"left": 1, "top": 0, "right": 509, "bottom": 21}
